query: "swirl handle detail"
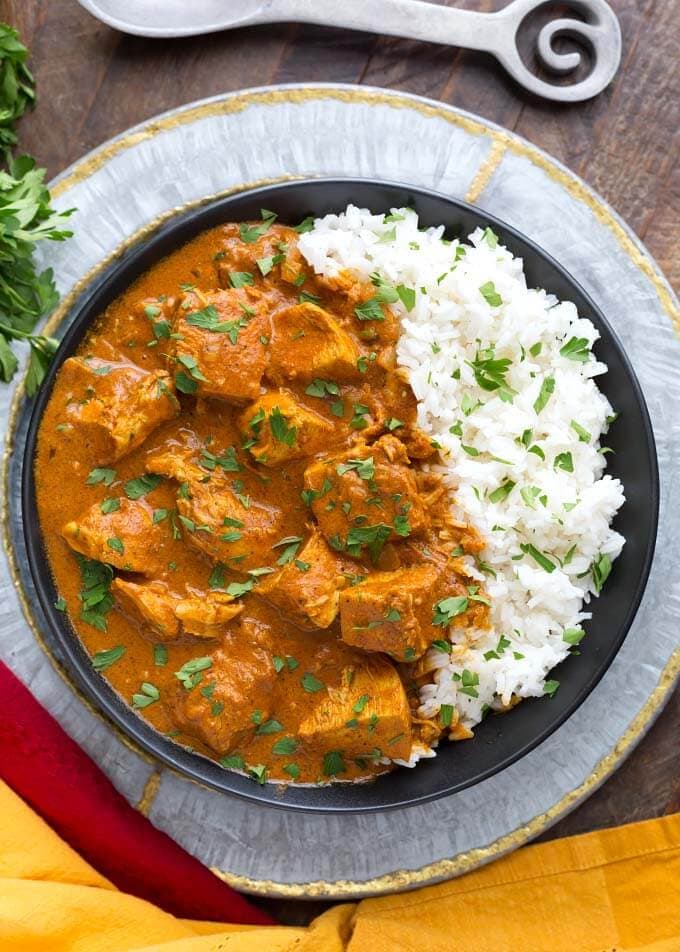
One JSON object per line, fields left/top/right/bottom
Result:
{"left": 78, "top": 0, "right": 622, "bottom": 103}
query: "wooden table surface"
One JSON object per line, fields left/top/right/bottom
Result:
{"left": 6, "top": 0, "right": 679, "bottom": 925}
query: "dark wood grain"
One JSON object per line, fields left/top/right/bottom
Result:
{"left": 4, "top": 0, "right": 679, "bottom": 925}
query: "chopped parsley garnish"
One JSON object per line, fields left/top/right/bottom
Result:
{"left": 132, "top": 681, "right": 160, "bottom": 709}
{"left": 154, "top": 644, "right": 168, "bottom": 667}
{"left": 272, "top": 737, "right": 298, "bottom": 756}
{"left": 301, "top": 672, "right": 324, "bottom": 693}
{"left": 228, "top": 271, "right": 254, "bottom": 288}
{"left": 239, "top": 210, "right": 276, "bottom": 243}
{"left": 533, "top": 375, "right": 555, "bottom": 414}
{"left": 467, "top": 348, "right": 515, "bottom": 401}
{"left": 294, "top": 216, "right": 315, "bottom": 233}
{"left": 305, "top": 378, "right": 339, "bottom": 399}
{"left": 100, "top": 497, "right": 120, "bottom": 514}
{"left": 353, "top": 694, "right": 370, "bottom": 714}
{"left": 354, "top": 297, "right": 385, "bottom": 322}
{"left": 432, "top": 596, "right": 468, "bottom": 626}
{"left": 563, "top": 627, "right": 585, "bottom": 645}
{"left": 458, "top": 669, "right": 480, "bottom": 698}
{"left": 186, "top": 304, "right": 248, "bottom": 344}
{"left": 257, "top": 253, "right": 284, "bottom": 276}
{"left": 174, "top": 656, "right": 212, "bottom": 690}
{"left": 208, "top": 562, "right": 227, "bottom": 590}
{"left": 560, "top": 336, "right": 591, "bottom": 362}
{"left": 124, "top": 474, "right": 162, "bottom": 500}
{"left": 482, "top": 227, "right": 498, "bottom": 249}
{"left": 86, "top": 467, "right": 116, "bottom": 487}
{"left": 396, "top": 284, "right": 416, "bottom": 311}
{"left": 272, "top": 535, "right": 303, "bottom": 565}
{"left": 255, "top": 718, "right": 283, "bottom": 736}
{"left": 248, "top": 764, "right": 267, "bottom": 785}
{"left": 322, "top": 750, "right": 346, "bottom": 777}
{"left": 479, "top": 281, "right": 503, "bottom": 307}
{"left": 345, "top": 523, "right": 391, "bottom": 563}
{"left": 520, "top": 543, "right": 556, "bottom": 573}
{"left": 283, "top": 762, "right": 300, "bottom": 779}
{"left": 591, "top": 553, "right": 612, "bottom": 594}
{"left": 175, "top": 370, "right": 198, "bottom": 394}
{"left": 106, "top": 536, "right": 124, "bottom": 555}
{"left": 554, "top": 451, "right": 574, "bottom": 473}
{"left": 220, "top": 754, "right": 246, "bottom": 770}
{"left": 349, "top": 403, "right": 370, "bottom": 430}
{"left": 92, "top": 645, "right": 125, "bottom": 671}
{"left": 489, "top": 479, "right": 515, "bottom": 504}
{"left": 200, "top": 445, "right": 241, "bottom": 472}
{"left": 440, "top": 703, "right": 454, "bottom": 726}
{"left": 337, "top": 457, "right": 375, "bottom": 480}
{"left": 570, "top": 420, "right": 591, "bottom": 443}
{"left": 393, "top": 514, "right": 411, "bottom": 537}
{"left": 226, "top": 579, "right": 254, "bottom": 598}
{"left": 543, "top": 679, "right": 560, "bottom": 696}
{"left": 268, "top": 407, "right": 297, "bottom": 446}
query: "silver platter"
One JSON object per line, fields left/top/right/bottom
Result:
{"left": 2, "top": 84, "right": 678, "bottom": 899}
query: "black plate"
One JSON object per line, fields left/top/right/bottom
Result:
{"left": 22, "top": 179, "right": 659, "bottom": 813}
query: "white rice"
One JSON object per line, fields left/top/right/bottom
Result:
{"left": 298, "top": 205, "right": 625, "bottom": 746}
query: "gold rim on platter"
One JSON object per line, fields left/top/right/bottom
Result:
{"left": 4, "top": 85, "right": 678, "bottom": 898}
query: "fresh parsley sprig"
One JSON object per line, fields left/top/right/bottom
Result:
{"left": 0, "top": 24, "right": 74, "bottom": 394}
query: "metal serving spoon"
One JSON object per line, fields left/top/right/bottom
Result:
{"left": 77, "top": 0, "right": 621, "bottom": 103}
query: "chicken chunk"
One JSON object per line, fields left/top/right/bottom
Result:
{"left": 166, "top": 640, "right": 277, "bottom": 755}
{"left": 146, "top": 448, "right": 285, "bottom": 571}
{"left": 298, "top": 654, "right": 412, "bottom": 762}
{"left": 257, "top": 528, "right": 347, "bottom": 628}
{"left": 113, "top": 578, "right": 243, "bottom": 642}
{"left": 266, "top": 302, "right": 359, "bottom": 385}
{"left": 171, "top": 288, "right": 270, "bottom": 403}
{"left": 62, "top": 498, "right": 167, "bottom": 574}
{"left": 60, "top": 356, "right": 178, "bottom": 463}
{"left": 302, "top": 435, "right": 427, "bottom": 560}
{"left": 239, "top": 390, "right": 334, "bottom": 466}
{"left": 339, "top": 564, "right": 449, "bottom": 662}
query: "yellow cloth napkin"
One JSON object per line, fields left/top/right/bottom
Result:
{"left": 1, "top": 779, "right": 678, "bottom": 952}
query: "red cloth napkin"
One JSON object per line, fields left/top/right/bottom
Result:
{"left": 0, "top": 661, "right": 273, "bottom": 926}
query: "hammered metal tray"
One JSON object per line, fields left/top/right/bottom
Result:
{"left": 2, "top": 84, "right": 678, "bottom": 898}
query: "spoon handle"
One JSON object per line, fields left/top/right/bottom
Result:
{"left": 267, "top": 0, "right": 621, "bottom": 103}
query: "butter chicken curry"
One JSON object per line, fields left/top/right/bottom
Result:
{"left": 36, "top": 212, "right": 488, "bottom": 785}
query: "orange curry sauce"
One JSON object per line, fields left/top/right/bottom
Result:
{"left": 36, "top": 217, "right": 487, "bottom": 786}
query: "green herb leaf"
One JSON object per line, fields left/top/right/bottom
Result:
{"left": 432, "top": 596, "right": 469, "bottom": 626}
{"left": 92, "top": 645, "right": 125, "bottom": 671}
{"left": 269, "top": 406, "right": 297, "bottom": 446}
{"left": 519, "top": 543, "right": 556, "bottom": 573}
{"left": 174, "top": 656, "right": 212, "bottom": 689}
{"left": 396, "top": 284, "right": 416, "bottom": 311}
{"left": 228, "top": 271, "right": 254, "bottom": 288}
{"left": 560, "top": 336, "right": 591, "bottom": 362}
{"left": 554, "top": 451, "right": 574, "bottom": 473}
{"left": 479, "top": 281, "right": 503, "bottom": 307}
{"left": 534, "top": 375, "right": 555, "bottom": 414}
{"left": 301, "top": 672, "right": 324, "bottom": 693}
{"left": 86, "top": 467, "right": 116, "bottom": 487}
{"left": 272, "top": 737, "right": 297, "bottom": 755}
{"left": 322, "top": 750, "right": 346, "bottom": 777}
{"left": 124, "top": 474, "right": 162, "bottom": 499}
{"left": 591, "top": 553, "right": 612, "bottom": 594}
